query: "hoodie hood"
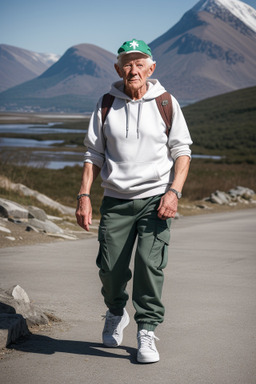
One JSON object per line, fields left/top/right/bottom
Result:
{"left": 108, "top": 79, "right": 167, "bottom": 139}
{"left": 108, "top": 79, "right": 167, "bottom": 101}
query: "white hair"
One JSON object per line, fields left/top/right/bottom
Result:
{"left": 116, "top": 55, "right": 156, "bottom": 68}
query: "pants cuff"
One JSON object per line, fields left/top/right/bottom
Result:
{"left": 137, "top": 323, "right": 157, "bottom": 332}
{"left": 109, "top": 308, "right": 124, "bottom": 316}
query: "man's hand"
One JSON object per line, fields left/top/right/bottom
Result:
{"left": 157, "top": 191, "right": 178, "bottom": 220}
{"left": 76, "top": 196, "right": 92, "bottom": 232}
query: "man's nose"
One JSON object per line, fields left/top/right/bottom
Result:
{"left": 130, "top": 64, "right": 138, "bottom": 74}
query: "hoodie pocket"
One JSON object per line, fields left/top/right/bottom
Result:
{"left": 149, "top": 221, "right": 171, "bottom": 270}
{"left": 96, "top": 225, "right": 110, "bottom": 271}
{"left": 102, "top": 160, "right": 161, "bottom": 191}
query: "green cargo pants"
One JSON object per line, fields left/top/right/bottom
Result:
{"left": 96, "top": 195, "right": 171, "bottom": 331}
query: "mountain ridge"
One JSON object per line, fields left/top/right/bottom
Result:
{"left": 150, "top": 0, "right": 256, "bottom": 103}
{"left": 0, "top": 44, "right": 60, "bottom": 93}
{"left": 0, "top": 0, "right": 255, "bottom": 111}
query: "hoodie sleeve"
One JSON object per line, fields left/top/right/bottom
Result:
{"left": 168, "top": 96, "right": 193, "bottom": 161}
{"left": 84, "top": 97, "right": 105, "bottom": 169}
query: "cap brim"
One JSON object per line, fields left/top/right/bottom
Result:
{"left": 117, "top": 50, "right": 151, "bottom": 58}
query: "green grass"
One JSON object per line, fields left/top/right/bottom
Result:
{"left": 0, "top": 160, "right": 255, "bottom": 219}
{"left": 183, "top": 86, "right": 256, "bottom": 163}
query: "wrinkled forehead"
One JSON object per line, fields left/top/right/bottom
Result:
{"left": 119, "top": 52, "right": 149, "bottom": 65}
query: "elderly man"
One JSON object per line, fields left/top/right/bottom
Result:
{"left": 76, "top": 39, "right": 192, "bottom": 363}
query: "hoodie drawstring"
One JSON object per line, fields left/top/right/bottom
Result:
{"left": 125, "top": 102, "right": 130, "bottom": 138}
{"left": 125, "top": 100, "right": 143, "bottom": 139}
{"left": 137, "top": 101, "right": 143, "bottom": 139}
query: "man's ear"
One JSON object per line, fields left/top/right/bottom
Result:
{"left": 114, "top": 63, "right": 122, "bottom": 78}
{"left": 147, "top": 63, "right": 156, "bottom": 78}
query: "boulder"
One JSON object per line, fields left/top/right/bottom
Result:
{"left": 0, "top": 285, "right": 49, "bottom": 347}
{"left": 0, "top": 176, "right": 75, "bottom": 216}
{"left": 0, "top": 225, "right": 11, "bottom": 233}
{"left": 0, "top": 286, "right": 49, "bottom": 327}
{"left": 228, "top": 186, "right": 255, "bottom": 200}
{"left": 0, "top": 198, "right": 29, "bottom": 219}
{"left": 27, "top": 218, "right": 64, "bottom": 234}
{"left": 209, "top": 190, "right": 232, "bottom": 205}
{"left": 7, "top": 285, "right": 30, "bottom": 304}
{"left": 28, "top": 206, "right": 48, "bottom": 221}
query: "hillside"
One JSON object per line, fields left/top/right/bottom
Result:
{"left": 150, "top": 0, "right": 256, "bottom": 104}
{"left": 0, "top": 44, "right": 59, "bottom": 93}
{"left": 183, "top": 85, "right": 256, "bottom": 163}
{"left": 0, "top": 44, "right": 117, "bottom": 112}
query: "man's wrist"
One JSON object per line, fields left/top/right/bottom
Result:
{"left": 77, "top": 193, "right": 90, "bottom": 200}
{"left": 169, "top": 188, "right": 182, "bottom": 199}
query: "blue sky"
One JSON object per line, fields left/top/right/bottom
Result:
{"left": 1, "top": 0, "right": 255, "bottom": 56}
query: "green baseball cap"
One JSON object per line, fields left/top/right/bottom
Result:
{"left": 117, "top": 39, "right": 152, "bottom": 58}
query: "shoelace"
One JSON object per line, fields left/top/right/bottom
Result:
{"left": 138, "top": 331, "right": 160, "bottom": 350}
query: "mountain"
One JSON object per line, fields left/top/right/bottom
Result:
{"left": 149, "top": 0, "right": 256, "bottom": 104}
{"left": 0, "top": 44, "right": 60, "bottom": 93}
{"left": 0, "top": 44, "right": 117, "bottom": 112}
{"left": 0, "top": 0, "right": 256, "bottom": 111}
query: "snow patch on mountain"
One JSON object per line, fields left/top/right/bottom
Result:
{"left": 31, "top": 52, "right": 60, "bottom": 66}
{"left": 196, "top": 0, "right": 256, "bottom": 33}
{"left": 217, "top": 0, "right": 256, "bottom": 32}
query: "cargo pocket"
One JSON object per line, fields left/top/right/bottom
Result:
{"left": 96, "top": 225, "right": 110, "bottom": 271}
{"left": 149, "top": 223, "right": 171, "bottom": 270}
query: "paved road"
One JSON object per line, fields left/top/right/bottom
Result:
{"left": 1, "top": 209, "right": 256, "bottom": 384}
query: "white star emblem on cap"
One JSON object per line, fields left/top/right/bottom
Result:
{"left": 130, "top": 40, "right": 139, "bottom": 50}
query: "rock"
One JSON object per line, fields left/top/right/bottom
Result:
{"left": 209, "top": 190, "right": 232, "bottom": 205}
{"left": 196, "top": 204, "right": 212, "bottom": 210}
{"left": 27, "top": 218, "right": 64, "bottom": 234}
{"left": 0, "top": 314, "right": 30, "bottom": 348}
{"left": 0, "top": 225, "right": 11, "bottom": 233}
{"left": 228, "top": 186, "right": 255, "bottom": 200}
{"left": 0, "top": 285, "right": 50, "bottom": 347}
{"left": 5, "top": 236, "right": 16, "bottom": 241}
{"left": 25, "top": 225, "right": 40, "bottom": 233}
{"left": 0, "top": 198, "right": 29, "bottom": 219}
{"left": 0, "top": 286, "right": 49, "bottom": 328}
{"left": 46, "top": 233, "right": 77, "bottom": 240}
{"left": 28, "top": 206, "right": 48, "bottom": 221}
{"left": 0, "top": 176, "right": 75, "bottom": 215}
{"left": 8, "top": 285, "right": 30, "bottom": 304}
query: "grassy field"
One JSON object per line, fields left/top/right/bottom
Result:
{"left": 0, "top": 160, "right": 255, "bottom": 218}
{"left": 0, "top": 86, "right": 255, "bottom": 217}
{"left": 183, "top": 86, "right": 256, "bottom": 164}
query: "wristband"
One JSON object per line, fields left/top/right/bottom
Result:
{"left": 169, "top": 188, "right": 182, "bottom": 199}
{"left": 77, "top": 193, "right": 90, "bottom": 200}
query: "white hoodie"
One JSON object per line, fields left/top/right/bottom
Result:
{"left": 84, "top": 79, "right": 192, "bottom": 199}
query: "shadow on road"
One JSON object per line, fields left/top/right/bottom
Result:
{"left": 8, "top": 334, "right": 138, "bottom": 364}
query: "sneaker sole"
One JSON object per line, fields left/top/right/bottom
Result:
{"left": 137, "top": 354, "right": 160, "bottom": 364}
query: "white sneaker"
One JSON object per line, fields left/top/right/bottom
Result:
{"left": 102, "top": 308, "right": 130, "bottom": 347}
{"left": 137, "top": 329, "right": 160, "bottom": 363}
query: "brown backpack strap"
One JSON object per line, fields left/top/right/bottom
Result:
{"left": 155, "top": 92, "right": 173, "bottom": 135}
{"left": 101, "top": 93, "right": 115, "bottom": 126}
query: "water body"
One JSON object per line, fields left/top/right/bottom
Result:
{"left": 0, "top": 123, "right": 222, "bottom": 169}
{"left": 0, "top": 137, "right": 64, "bottom": 147}
{"left": 0, "top": 123, "right": 86, "bottom": 135}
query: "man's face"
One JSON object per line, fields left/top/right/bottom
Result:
{"left": 115, "top": 53, "right": 156, "bottom": 96}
